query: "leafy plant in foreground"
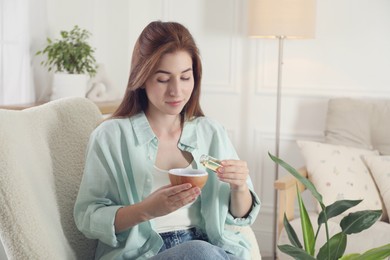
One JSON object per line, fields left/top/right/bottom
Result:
{"left": 269, "top": 152, "right": 390, "bottom": 260}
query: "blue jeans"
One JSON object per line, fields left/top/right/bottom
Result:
{"left": 149, "top": 227, "right": 243, "bottom": 260}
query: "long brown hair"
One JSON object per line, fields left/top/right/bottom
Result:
{"left": 111, "top": 21, "right": 204, "bottom": 120}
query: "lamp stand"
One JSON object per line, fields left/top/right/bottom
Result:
{"left": 272, "top": 36, "right": 285, "bottom": 259}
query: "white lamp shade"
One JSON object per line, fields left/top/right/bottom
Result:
{"left": 248, "top": 0, "right": 316, "bottom": 39}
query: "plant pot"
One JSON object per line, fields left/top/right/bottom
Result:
{"left": 51, "top": 73, "right": 88, "bottom": 100}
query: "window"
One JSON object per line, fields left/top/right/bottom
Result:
{"left": 0, "top": 0, "right": 35, "bottom": 105}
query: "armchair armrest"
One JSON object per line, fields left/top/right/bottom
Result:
{"left": 274, "top": 167, "right": 308, "bottom": 237}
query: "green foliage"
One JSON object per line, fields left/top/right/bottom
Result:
{"left": 297, "top": 188, "right": 315, "bottom": 255}
{"left": 283, "top": 213, "right": 302, "bottom": 249}
{"left": 269, "top": 152, "right": 390, "bottom": 260}
{"left": 340, "top": 244, "right": 390, "bottom": 260}
{"left": 340, "top": 210, "right": 382, "bottom": 235}
{"left": 36, "top": 25, "right": 97, "bottom": 76}
{"left": 318, "top": 200, "right": 361, "bottom": 226}
{"left": 316, "top": 232, "right": 346, "bottom": 260}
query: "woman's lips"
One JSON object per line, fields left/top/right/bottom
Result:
{"left": 166, "top": 100, "right": 182, "bottom": 106}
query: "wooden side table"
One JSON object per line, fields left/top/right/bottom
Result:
{"left": 94, "top": 100, "right": 121, "bottom": 115}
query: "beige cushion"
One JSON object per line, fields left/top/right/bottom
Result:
{"left": 363, "top": 155, "right": 390, "bottom": 221}
{"left": 325, "top": 98, "right": 372, "bottom": 150}
{"left": 297, "top": 140, "right": 382, "bottom": 215}
{"left": 371, "top": 103, "right": 390, "bottom": 155}
{"left": 325, "top": 98, "right": 390, "bottom": 155}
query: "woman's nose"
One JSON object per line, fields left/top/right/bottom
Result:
{"left": 168, "top": 78, "right": 180, "bottom": 96}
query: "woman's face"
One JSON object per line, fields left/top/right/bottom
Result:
{"left": 144, "top": 50, "right": 194, "bottom": 117}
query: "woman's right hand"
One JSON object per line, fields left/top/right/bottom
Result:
{"left": 142, "top": 184, "right": 201, "bottom": 219}
{"left": 114, "top": 183, "right": 200, "bottom": 233}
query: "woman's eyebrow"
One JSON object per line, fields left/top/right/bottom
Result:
{"left": 155, "top": 68, "right": 192, "bottom": 74}
{"left": 181, "top": 68, "right": 192, "bottom": 73}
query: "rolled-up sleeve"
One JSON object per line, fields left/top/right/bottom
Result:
{"left": 226, "top": 188, "right": 261, "bottom": 226}
{"left": 74, "top": 129, "right": 126, "bottom": 247}
{"left": 210, "top": 120, "right": 261, "bottom": 226}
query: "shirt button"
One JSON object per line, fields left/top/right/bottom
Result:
{"left": 146, "top": 178, "right": 151, "bottom": 183}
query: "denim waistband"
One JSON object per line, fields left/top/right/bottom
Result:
{"left": 158, "top": 227, "right": 208, "bottom": 253}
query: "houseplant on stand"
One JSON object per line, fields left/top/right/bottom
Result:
{"left": 36, "top": 25, "right": 98, "bottom": 100}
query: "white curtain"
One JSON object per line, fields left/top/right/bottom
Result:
{"left": 0, "top": 0, "right": 35, "bottom": 105}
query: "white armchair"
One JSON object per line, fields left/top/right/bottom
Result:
{"left": 0, "top": 97, "right": 261, "bottom": 259}
{"left": 0, "top": 98, "right": 101, "bottom": 259}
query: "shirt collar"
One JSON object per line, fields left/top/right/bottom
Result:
{"left": 180, "top": 119, "right": 198, "bottom": 150}
{"left": 130, "top": 112, "right": 199, "bottom": 150}
{"left": 130, "top": 112, "right": 156, "bottom": 146}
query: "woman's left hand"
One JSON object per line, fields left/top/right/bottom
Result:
{"left": 217, "top": 160, "right": 249, "bottom": 191}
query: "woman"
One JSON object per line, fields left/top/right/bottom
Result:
{"left": 74, "top": 21, "right": 260, "bottom": 260}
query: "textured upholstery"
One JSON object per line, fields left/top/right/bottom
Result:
{"left": 0, "top": 98, "right": 101, "bottom": 259}
{"left": 225, "top": 224, "right": 261, "bottom": 260}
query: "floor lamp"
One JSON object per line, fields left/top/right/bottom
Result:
{"left": 248, "top": 0, "right": 316, "bottom": 258}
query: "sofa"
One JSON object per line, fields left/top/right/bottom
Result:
{"left": 275, "top": 98, "right": 390, "bottom": 259}
{"left": 0, "top": 97, "right": 261, "bottom": 260}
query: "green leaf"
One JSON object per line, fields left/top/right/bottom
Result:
{"left": 318, "top": 200, "right": 362, "bottom": 225}
{"left": 269, "top": 152, "right": 324, "bottom": 208}
{"left": 339, "top": 253, "right": 360, "bottom": 260}
{"left": 278, "top": 245, "right": 317, "bottom": 260}
{"left": 283, "top": 213, "right": 303, "bottom": 249}
{"left": 340, "top": 210, "right": 382, "bottom": 234}
{"left": 297, "top": 186, "right": 315, "bottom": 256}
{"left": 317, "top": 232, "right": 347, "bottom": 260}
{"left": 340, "top": 243, "right": 390, "bottom": 260}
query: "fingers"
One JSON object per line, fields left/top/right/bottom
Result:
{"left": 144, "top": 183, "right": 201, "bottom": 219}
{"left": 217, "top": 160, "right": 249, "bottom": 190}
{"left": 163, "top": 184, "right": 201, "bottom": 207}
{"left": 221, "top": 159, "right": 247, "bottom": 167}
{"left": 218, "top": 160, "right": 248, "bottom": 179}
{"left": 165, "top": 183, "right": 192, "bottom": 196}
{"left": 171, "top": 187, "right": 201, "bottom": 206}
{"left": 154, "top": 184, "right": 174, "bottom": 192}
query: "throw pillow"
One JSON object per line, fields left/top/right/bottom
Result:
{"left": 325, "top": 98, "right": 373, "bottom": 150}
{"left": 362, "top": 155, "right": 390, "bottom": 221}
{"left": 297, "top": 140, "right": 382, "bottom": 215}
{"left": 370, "top": 101, "right": 390, "bottom": 155}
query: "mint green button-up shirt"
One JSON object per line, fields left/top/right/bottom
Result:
{"left": 74, "top": 112, "right": 260, "bottom": 260}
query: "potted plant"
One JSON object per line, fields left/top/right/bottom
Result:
{"left": 36, "top": 25, "right": 98, "bottom": 100}
{"left": 269, "top": 152, "right": 390, "bottom": 260}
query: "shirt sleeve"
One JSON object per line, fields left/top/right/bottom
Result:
{"left": 225, "top": 188, "right": 261, "bottom": 226}
{"left": 208, "top": 120, "right": 261, "bottom": 226}
{"left": 74, "top": 128, "right": 127, "bottom": 247}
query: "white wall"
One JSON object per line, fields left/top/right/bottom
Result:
{"left": 249, "top": 0, "right": 390, "bottom": 256}
{"left": 26, "top": 0, "right": 390, "bottom": 258}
